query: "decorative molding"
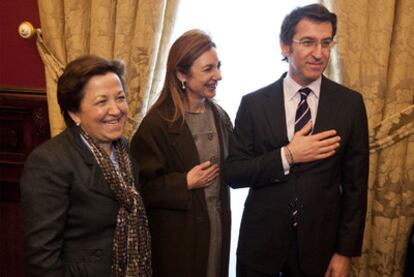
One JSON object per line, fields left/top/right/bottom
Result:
{"left": 0, "top": 86, "right": 45, "bottom": 95}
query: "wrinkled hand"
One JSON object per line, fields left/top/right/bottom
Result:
{"left": 186, "top": 161, "right": 219, "bottom": 190}
{"left": 324, "top": 253, "right": 351, "bottom": 277}
{"left": 287, "top": 121, "right": 340, "bottom": 164}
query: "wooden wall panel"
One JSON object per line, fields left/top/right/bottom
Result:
{"left": 0, "top": 87, "right": 50, "bottom": 277}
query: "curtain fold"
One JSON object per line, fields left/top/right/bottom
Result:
{"left": 37, "top": 0, "right": 180, "bottom": 137}
{"left": 320, "top": 0, "right": 414, "bottom": 276}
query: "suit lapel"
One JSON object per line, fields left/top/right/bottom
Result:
{"left": 167, "top": 112, "right": 208, "bottom": 214}
{"left": 312, "top": 76, "right": 336, "bottom": 134}
{"left": 263, "top": 75, "right": 289, "bottom": 145}
{"left": 167, "top": 119, "right": 200, "bottom": 171}
{"left": 68, "top": 126, "right": 115, "bottom": 198}
{"left": 88, "top": 164, "right": 114, "bottom": 198}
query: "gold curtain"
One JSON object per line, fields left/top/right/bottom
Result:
{"left": 320, "top": 0, "right": 414, "bottom": 276}
{"left": 36, "top": 0, "right": 180, "bottom": 138}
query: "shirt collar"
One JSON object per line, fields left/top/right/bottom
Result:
{"left": 80, "top": 134, "right": 118, "bottom": 167}
{"left": 284, "top": 74, "right": 322, "bottom": 100}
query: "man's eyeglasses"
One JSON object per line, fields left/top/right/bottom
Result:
{"left": 292, "top": 38, "right": 336, "bottom": 49}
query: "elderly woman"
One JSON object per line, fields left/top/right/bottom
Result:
{"left": 130, "top": 29, "right": 232, "bottom": 277}
{"left": 21, "top": 55, "right": 151, "bottom": 277}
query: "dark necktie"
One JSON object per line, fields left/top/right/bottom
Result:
{"left": 292, "top": 88, "right": 311, "bottom": 227}
{"left": 294, "top": 87, "right": 312, "bottom": 133}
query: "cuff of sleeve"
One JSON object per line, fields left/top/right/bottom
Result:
{"left": 281, "top": 147, "right": 290, "bottom": 175}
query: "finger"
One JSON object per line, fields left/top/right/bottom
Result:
{"left": 318, "top": 136, "right": 341, "bottom": 147}
{"left": 204, "top": 164, "right": 219, "bottom": 173}
{"left": 205, "top": 167, "right": 220, "bottom": 181}
{"left": 199, "top": 161, "right": 212, "bottom": 169}
{"left": 199, "top": 163, "right": 219, "bottom": 183}
{"left": 205, "top": 172, "right": 220, "bottom": 183}
{"left": 297, "top": 121, "right": 313, "bottom": 135}
{"left": 203, "top": 177, "right": 211, "bottom": 186}
{"left": 208, "top": 169, "right": 220, "bottom": 180}
{"left": 314, "top": 129, "right": 338, "bottom": 140}
{"left": 318, "top": 143, "right": 339, "bottom": 154}
{"left": 205, "top": 175, "right": 217, "bottom": 186}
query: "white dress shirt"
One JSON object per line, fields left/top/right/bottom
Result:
{"left": 281, "top": 74, "right": 322, "bottom": 174}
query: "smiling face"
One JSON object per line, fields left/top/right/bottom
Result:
{"left": 69, "top": 72, "right": 128, "bottom": 153}
{"left": 178, "top": 48, "right": 222, "bottom": 103}
{"left": 281, "top": 18, "right": 333, "bottom": 86}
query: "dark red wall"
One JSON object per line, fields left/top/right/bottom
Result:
{"left": 0, "top": 0, "right": 45, "bottom": 88}
{"left": 1, "top": 2, "right": 46, "bottom": 277}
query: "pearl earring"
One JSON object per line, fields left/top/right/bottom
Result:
{"left": 181, "top": 80, "right": 186, "bottom": 90}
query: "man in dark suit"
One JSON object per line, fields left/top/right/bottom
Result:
{"left": 224, "top": 4, "right": 369, "bottom": 277}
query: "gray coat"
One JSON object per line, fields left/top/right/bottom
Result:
{"left": 21, "top": 125, "right": 139, "bottom": 277}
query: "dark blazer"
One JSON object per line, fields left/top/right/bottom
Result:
{"left": 20, "top": 125, "right": 139, "bottom": 277}
{"left": 224, "top": 74, "right": 369, "bottom": 275}
{"left": 130, "top": 99, "right": 232, "bottom": 277}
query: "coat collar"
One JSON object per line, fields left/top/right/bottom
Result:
{"left": 165, "top": 100, "right": 230, "bottom": 170}
{"left": 66, "top": 126, "right": 115, "bottom": 198}
{"left": 163, "top": 98, "right": 200, "bottom": 170}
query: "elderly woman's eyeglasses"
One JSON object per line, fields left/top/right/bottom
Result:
{"left": 292, "top": 38, "right": 336, "bottom": 50}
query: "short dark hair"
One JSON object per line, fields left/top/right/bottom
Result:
{"left": 57, "top": 55, "right": 126, "bottom": 126}
{"left": 280, "top": 4, "right": 337, "bottom": 46}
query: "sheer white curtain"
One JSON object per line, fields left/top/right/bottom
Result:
{"left": 172, "top": 1, "right": 315, "bottom": 276}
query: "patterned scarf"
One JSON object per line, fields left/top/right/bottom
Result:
{"left": 79, "top": 129, "right": 152, "bottom": 276}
